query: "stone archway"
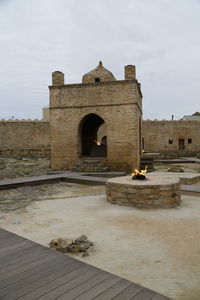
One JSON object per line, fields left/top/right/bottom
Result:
{"left": 79, "top": 113, "right": 107, "bottom": 157}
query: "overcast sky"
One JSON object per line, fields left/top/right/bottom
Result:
{"left": 0, "top": 0, "right": 199, "bottom": 120}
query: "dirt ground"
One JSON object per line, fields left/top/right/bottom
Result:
{"left": 0, "top": 181, "right": 200, "bottom": 300}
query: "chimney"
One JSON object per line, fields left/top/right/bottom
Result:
{"left": 124, "top": 65, "right": 136, "bottom": 80}
{"left": 52, "top": 71, "right": 64, "bottom": 85}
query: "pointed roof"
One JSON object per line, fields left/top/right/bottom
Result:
{"left": 82, "top": 61, "right": 116, "bottom": 83}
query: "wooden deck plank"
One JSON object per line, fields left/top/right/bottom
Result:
{"left": 0, "top": 240, "right": 34, "bottom": 258}
{"left": 19, "top": 266, "right": 92, "bottom": 300}
{"left": 0, "top": 234, "right": 25, "bottom": 246}
{"left": 0, "top": 245, "right": 61, "bottom": 276}
{"left": 0, "top": 228, "right": 170, "bottom": 300}
{"left": 0, "top": 257, "right": 72, "bottom": 297}
{"left": 0, "top": 244, "right": 41, "bottom": 268}
{"left": 0, "top": 238, "right": 30, "bottom": 253}
{"left": 37, "top": 269, "right": 100, "bottom": 300}
{"left": 1, "top": 261, "right": 82, "bottom": 299}
{"left": 56, "top": 271, "right": 111, "bottom": 299}
{"left": 89, "top": 278, "right": 133, "bottom": 300}
{"left": 72, "top": 275, "right": 122, "bottom": 300}
{"left": 0, "top": 250, "right": 58, "bottom": 282}
{"left": 151, "top": 294, "right": 171, "bottom": 300}
{"left": 131, "top": 288, "right": 162, "bottom": 299}
{"left": 112, "top": 283, "right": 144, "bottom": 299}
{"left": 0, "top": 229, "right": 14, "bottom": 238}
{"left": 0, "top": 255, "right": 75, "bottom": 290}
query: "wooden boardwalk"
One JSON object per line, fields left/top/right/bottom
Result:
{"left": 0, "top": 228, "right": 170, "bottom": 300}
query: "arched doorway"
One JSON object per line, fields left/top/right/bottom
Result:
{"left": 79, "top": 114, "right": 107, "bottom": 157}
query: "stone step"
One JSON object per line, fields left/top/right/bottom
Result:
{"left": 81, "top": 159, "right": 102, "bottom": 164}
{"left": 72, "top": 159, "right": 109, "bottom": 172}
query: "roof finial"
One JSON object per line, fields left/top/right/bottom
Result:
{"left": 98, "top": 61, "right": 103, "bottom": 68}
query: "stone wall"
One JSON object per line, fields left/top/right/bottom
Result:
{"left": 0, "top": 118, "right": 199, "bottom": 160}
{"left": 142, "top": 120, "right": 200, "bottom": 157}
{"left": 0, "top": 121, "right": 50, "bottom": 157}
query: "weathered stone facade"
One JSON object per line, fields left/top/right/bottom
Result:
{"left": 49, "top": 62, "right": 142, "bottom": 171}
{"left": 0, "top": 118, "right": 199, "bottom": 160}
{"left": 0, "top": 63, "right": 199, "bottom": 162}
{"left": 0, "top": 121, "right": 50, "bottom": 157}
{"left": 142, "top": 120, "right": 200, "bottom": 157}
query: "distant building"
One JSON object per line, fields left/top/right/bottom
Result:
{"left": 182, "top": 112, "right": 200, "bottom": 120}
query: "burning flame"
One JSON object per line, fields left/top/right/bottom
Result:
{"left": 94, "top": 140, "right": 101, "bottom": 146}
{"left": 131, "top": 165, "right": 148, "bottom": 176}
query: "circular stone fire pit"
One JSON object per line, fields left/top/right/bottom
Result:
{"left": 106, "top": 175, "right": 181, "bottom": 208}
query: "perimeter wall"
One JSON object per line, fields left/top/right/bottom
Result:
{"left": 0, "top": 119, "right": 199, "bottom": 158}
{"left": 0, "top": 121, "right": 50, "bottom": 157}
{"left": 142, "top": 120, "right": 200, "bottom": 157}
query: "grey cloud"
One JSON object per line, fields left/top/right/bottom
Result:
{"left": 0, "top": 0, "right": 199, "bottom": 119}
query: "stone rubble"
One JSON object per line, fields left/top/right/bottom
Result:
{"left": 0, "top": 157, "right": 49, "bottom": 180}
{"left": 49, "top": 235, "right": 93, "bottom": 255}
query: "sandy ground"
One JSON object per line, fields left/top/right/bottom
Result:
{"left": 0, "top": 182, "right": 200, "bottom": 300}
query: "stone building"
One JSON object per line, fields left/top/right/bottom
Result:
{"left": 142, "top": 120, "right": 200, "bottom": 157}
{"left": 0, "top": 64, "right": 199, "bottom": 163}
{"left": 49, "top": 62, "right": 142, "bottom": 171}
{"left": 183, "top": 112, "right": 200, "bottom": 120}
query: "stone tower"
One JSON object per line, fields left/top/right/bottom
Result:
{"left": 49, "top": 62, "right": 142, "bottom": 171}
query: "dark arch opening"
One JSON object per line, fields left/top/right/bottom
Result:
{"left": 80, "top": 114, "right": 107, "bottom": 157}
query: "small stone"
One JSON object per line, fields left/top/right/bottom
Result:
{"left": 79, "top": 242, "right": 93, "bottom": 252}
{"left": 82, "top": 252, "right": 89, "bottom": 258}
{"left": 50, "top": 238, "right": 58, "bottom": 245}
{"left": 69, "top": 244, "right": 81, "bottom": 253}
{"left": 75, "top": 235, "right": 88, "bottom": 243}
{"left": 49, "top": 238, "right": 74, "bottom": 253}
{"left": 12, "top": 220, "right": 21, "bottom": 225}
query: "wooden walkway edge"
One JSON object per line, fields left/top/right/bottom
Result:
{"left": 0, "top": 228, "right": 171, "bottom": 300}
{"left": 0, "top": 172, "right": 200, "bottom": 195}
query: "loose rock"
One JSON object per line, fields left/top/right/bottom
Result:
{"left": 49, "top": 235, "right": 93, "bottom": 254}
{"left": 82, "top": 252, "right": 89, "bottom": 258}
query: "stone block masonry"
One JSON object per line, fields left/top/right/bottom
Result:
{"left": 49, "top": 62, "right": 142, "bottom": 171}
{"left": 0, "top": 121, "right": 50, "bottom": 157}
{"left": 107, "top": 175, "right": 181, "bottom": 208}
{"left": 142, "top": 120, "right": 200, "bottom": 157}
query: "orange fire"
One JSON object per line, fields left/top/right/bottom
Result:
{"left": 131, "top": 165, "right": 148, "bottom": 176}
{"left": 94, "top": 140, "right": 101, "bottom": 146}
